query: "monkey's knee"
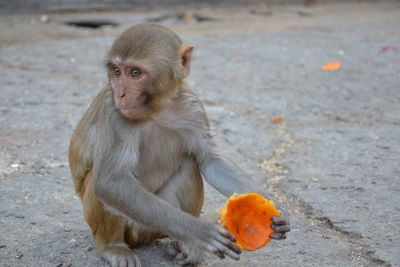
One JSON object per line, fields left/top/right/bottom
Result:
{"left": 124, "top": 221, "right": 162, "bottom": 247}
{"left": 178, "top": 162, "right": 204, "bottom": 217}
{"left": 157, "top": 161, "right": 204, "bottom": 217}
{"left": 182, "top": 171, "right": 204, "bottom": 217}
{"left": 79, "top": 173, "right": 127, "bottom": 250}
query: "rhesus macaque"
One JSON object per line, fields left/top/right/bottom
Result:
{"left": 69, "top": 24, "right": 290, "bottom": 267}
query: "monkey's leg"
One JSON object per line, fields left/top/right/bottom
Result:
{"left": 125, "top": 158, "right": 204, "bottom": 233}
{"left": 157, "top": 160, "right": 204, "bottom": 214}
{"left": 155, "top": 158, "right": 205, "bottom": 265}
{"left": 125, "top": 157, "right": 204, "bottom": 243}
{"left": 80, "top": 171, "right": 142, "bottom": 267}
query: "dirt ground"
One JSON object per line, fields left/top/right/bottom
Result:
{"left": 0, "top": 1, "right": 399, "bottom": 266}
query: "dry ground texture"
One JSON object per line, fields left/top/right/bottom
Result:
{"left": 1, "top": 1, "right": 399, "bottom": 266}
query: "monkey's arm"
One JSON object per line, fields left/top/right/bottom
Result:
{"left": 201, "top": 154, "right": 279, "bottom": 205}
{"left": 69, "top": 89, "right": 110, "bottom": 188}
{"left": 92, "top": 154, "right": 241, "bottom": 259}
{"left": 196, "top": 138, "right": 263, "bottom": 197}
{"left": 200, "top": 152, "right": 253, "bottom": 197}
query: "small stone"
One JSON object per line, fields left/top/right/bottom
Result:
{"left": 11, "top": 163, "right": 22, "bottom": 168}
{"left": 300, "top": 71, "right": 308, "bottom": 77}
{"left": 40, "top": 15, "right": 49, "bottom": 23}
{"left": 298, "top": 250, "right": 307, "bottom": 255}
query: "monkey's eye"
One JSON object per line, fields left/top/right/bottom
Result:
{"left": 111, "top": 66, "right": 121, "bottom": 76}
{"left": 130, "top": 68, "right": 142, "bottom": 78}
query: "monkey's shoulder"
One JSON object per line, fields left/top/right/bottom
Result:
{"left": 152, "top": 88, "right": 209, "bottom": 134}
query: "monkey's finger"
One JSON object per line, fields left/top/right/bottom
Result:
{"left": 269, "top": 232, "right": 287, "bottom": 240}
{"left": 225, "top": 241, "right": 242, "bottom": 255}
{"left": 217, "top": 227, "right": 237, "bottom": 242}
{"left": 215, "top": 233, "right": 242, "bottom": 257}
{"left": 214, "top": 231, "right": 241, "bottom": 253}
{"left": 215, "top": 234, "right": 241, "bottom": 255}
{"left": 270, "top": 224, "right": 291, "bottom": 233}
{"left": 215, "top": 230, "right": 236, "bottom": 249}
{"left": 271, "top": 216, "right": 289, "bottom": 225}
{"left": 215, "top": 243, "right": 240, "bottom": 261}
{"left": 205, "top": 244, "right": 224, "bottom": 259}
{"left": 215, "top": 234, "right": 233, "bottom": 247}
{"left": 215, "top": 228, "right": 241, "bottom": 255}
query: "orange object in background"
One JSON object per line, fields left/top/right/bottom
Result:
{"left": 321, "top": 61, "right": 341, "bottom": 71}
{"left": 270, "top": 116, "right": 285, "bottom": 124}
{"left": 219, "top": 193, "right": 280, "bottom": 251}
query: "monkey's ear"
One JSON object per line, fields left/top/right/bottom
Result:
{"left": 177, "top": 44, "right": 194, "bottom": 79}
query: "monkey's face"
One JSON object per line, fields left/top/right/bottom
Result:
{"left": 107, "top": 59, "right": 152, "bottom": 120}
{"left": 106, "top": 24, "right": 194, "bottom": 121}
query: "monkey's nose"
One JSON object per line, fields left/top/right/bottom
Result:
{"left": 120, "top": 93, "right": 126, "bottom": 98}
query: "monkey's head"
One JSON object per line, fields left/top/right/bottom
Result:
{"left": 106, "top": 24, "right": 193, "bottom": 121}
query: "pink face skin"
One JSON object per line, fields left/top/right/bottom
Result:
{"left": 107, "top": 60, "right": 150, "bottom": 120}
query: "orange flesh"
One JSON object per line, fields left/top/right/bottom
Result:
{"left": 219, "top": 193, "right": 280, "bottom": 251}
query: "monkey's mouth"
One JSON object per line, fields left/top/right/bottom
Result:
{"left": 119, "top": 105, "right": 147, "bottom": 118}
{"left": 116, "top": 93, "right": 150, "bottom": 119}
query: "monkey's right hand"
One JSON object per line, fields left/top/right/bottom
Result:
{"left": 187, "top": 219, "right": 241, "bottom": 260}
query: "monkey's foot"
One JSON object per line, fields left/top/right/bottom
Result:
{"left": 101, "top": 244, "right": 142, "bottom": 267}
{"left": 159, "top": 238, "right": 203, "bottom": 265}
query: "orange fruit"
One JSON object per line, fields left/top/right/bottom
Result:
{"left": 219, "top": 193, "right": 280, "bottom": 251}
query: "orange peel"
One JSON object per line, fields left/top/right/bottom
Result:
{"left": 270, "top": 116, "right": 285, "bottom": 124}
{"left": 321, "top": 61, "right": 341, "bottom": 71}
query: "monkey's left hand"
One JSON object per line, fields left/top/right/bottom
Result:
{"left": 269, "top": 209, "right": 290, "bottom": 240}
{"left": 256, "top": 192, "right": 291, "bottom": 239}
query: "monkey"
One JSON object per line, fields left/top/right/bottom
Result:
{"left": 69, "top": 23, "right": 290, "bottom": 267}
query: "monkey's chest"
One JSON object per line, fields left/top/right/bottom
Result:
{"left": 135, "top": 128, "right": 188, "bottom": 192}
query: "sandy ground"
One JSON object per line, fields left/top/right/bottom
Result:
{"left": 1, "top": 1, "right": 399, "bottom": 266}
